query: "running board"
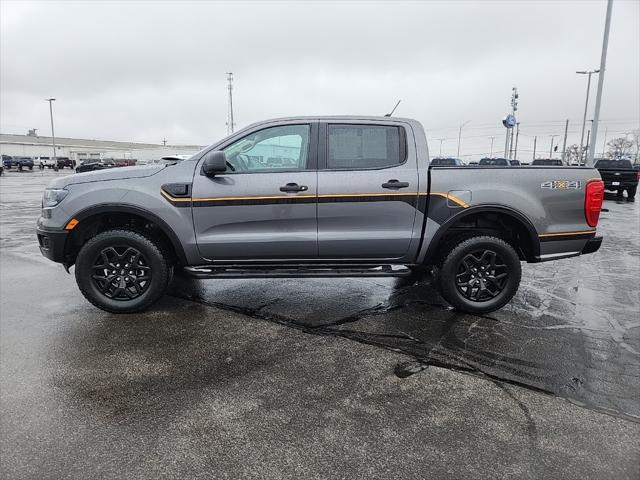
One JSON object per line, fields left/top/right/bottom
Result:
{"left": 182, "top": 264, "right": 412, "bottom": 279}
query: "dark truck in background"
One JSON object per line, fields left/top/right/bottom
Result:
{"left": 594, "top": 159, "right": 638, "bottom": 199}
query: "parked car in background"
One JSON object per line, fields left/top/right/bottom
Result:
{"left": 509, "top": 159, "right": 521, "bottom": 166}
{"left": 2, "top": 155, "right": 34, "bottom": 170}
{"left": 479, "top": 157, "right": 510, "bottom": 166}
{"left": 531, "top": 159, "right": 564, "bottom": 166}
{"left": 594, "top": 158, "right": 638, "bottom": 199}
{"left": 75, "top": 159, "right": 116, "bottom": 173}
{"left": 38, "top": 156, "right": 74, "bottom": 169}
{"left": 430, "top": 157, "right": 464, "bottom": 166}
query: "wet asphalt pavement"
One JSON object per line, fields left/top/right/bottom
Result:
{"left": 1, "top": 168, "right": 639, "bottom": 479}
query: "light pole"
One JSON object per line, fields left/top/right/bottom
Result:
{"left": 436, "top": 138, "right": 446, "bottom": 157}
{"left": 549, "top": 135, "right": 558, "bottom": 158}
{"left": 576, "top": 69, "right": 599, "bottom": 163}
{"left": 587, "top": 0, "right": 613, "bottom": 167}
{"left": 457, "top": 120, "right": 471, "bottom": 158}
{"left": 488, "top": 136, "right": 495, "bottom": 157}
{"left": 45, "top": 98, "right": 58, "bottom": 171}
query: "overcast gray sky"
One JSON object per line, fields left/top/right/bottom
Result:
{"left": 1, "top": 0, "right": 639, "bottom": 159}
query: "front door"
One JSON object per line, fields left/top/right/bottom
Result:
{"left": 192, "top": 123, "right": 318, "bottom": 261}
{"left": 317, "top": 122, "right": 419, "bottom": 261}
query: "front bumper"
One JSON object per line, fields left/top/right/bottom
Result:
{"left": 36, "top": 227, "right": 68, "bottom": 264}
{"left": 581, "top": 236, "right": 603, "bottom": 255}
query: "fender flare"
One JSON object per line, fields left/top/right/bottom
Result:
{"left": 423, "top": 204, "right": 541, "bottom": 262}
{"left": 70, "top": 203, "right": 188, "bottom": 265}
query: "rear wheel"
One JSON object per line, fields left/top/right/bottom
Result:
{"left": 627, "top": 185, "right": 637, "bottom": 200}
{"left": 435, "top": 236, "right": 521, "bottom": 314}
{"left": 75, "top": 229, "right": 171, "bottom": 313}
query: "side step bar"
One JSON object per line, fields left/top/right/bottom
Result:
{"left": 183, "top": 264, "right": 413, "bottom": 279}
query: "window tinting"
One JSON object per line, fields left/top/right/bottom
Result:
{"left": 328, "top": 125, "right": 403, "bottom": 169}
{"left": 223, "top": 124, "right": 310, "bottom": 172}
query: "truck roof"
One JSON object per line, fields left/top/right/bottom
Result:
{"left": 243, "top": 115, "right": 419, "bottom": 130}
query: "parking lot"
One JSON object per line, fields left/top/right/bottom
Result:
{"left": 1, "top": 168, "right": 639, "bottom": 479}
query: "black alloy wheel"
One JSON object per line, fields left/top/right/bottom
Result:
{"left": 455, "top": 248, "right": 509, "bottom": 302}
{"left": 435, "top": 235, "right": 521, "bottom": 314}
{"left": 75, "top": 229, "right": 171, "bottom": 313}
{"left": 91, "top": 246, "right": 152, "bottom": 300}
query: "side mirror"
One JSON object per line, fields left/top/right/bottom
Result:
{"left": 202, "top": 150, "right": 227, "bottom": 177}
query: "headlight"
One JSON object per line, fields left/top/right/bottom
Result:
{"left": 42, "top": 188, "right": 69, "bottom": 208}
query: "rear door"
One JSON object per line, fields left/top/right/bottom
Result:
{"left": 316, "top": 121, "right": 420, "bottom": 261}
{"left": 191, "top": 123, "right": 318, "bottom": 260}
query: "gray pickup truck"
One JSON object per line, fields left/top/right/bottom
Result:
{"left": 36, "top": 116, "right": 604, "bottom": 315}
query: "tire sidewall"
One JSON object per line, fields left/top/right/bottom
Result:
{"left": 75, "top": 231, "right": 168, "bottom": 313}
{"left": 439, "top": 237, "right": 521, "bottom": 314}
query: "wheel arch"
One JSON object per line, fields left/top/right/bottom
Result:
{"left": 65, "top": 204, "right": 188, "bottom": 266}
{"left": 423, "top": 204, "right": 541, "bottom": 263}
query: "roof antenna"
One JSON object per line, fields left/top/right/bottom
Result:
{"left": 385, "top": 99, "right": 401, "bottom": 117}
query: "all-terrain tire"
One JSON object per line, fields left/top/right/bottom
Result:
{"left": 75, "top": 229, "right": 171, "bottom": 313}
{"left": 434, "top": 235, "right": 521, "bottom": 314}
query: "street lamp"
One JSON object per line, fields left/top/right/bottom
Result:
{"left": 576, "top": 69, "right": 599, "bottom": 163}
{"left": 457, "top": 120, "right": 471, "bottom": 158}
{"left": 45, "top": 98, "right": 58, "bottom": 172}
{"left": 488, "top": 136, "right": 495, "bottom": 157}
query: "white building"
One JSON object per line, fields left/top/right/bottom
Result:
{"left": 0, "top": 132, "right": 204, "bottom": 163}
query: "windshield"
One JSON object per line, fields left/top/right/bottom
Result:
{"left": 594, "top": 159, "right": 633, "bottom": 169}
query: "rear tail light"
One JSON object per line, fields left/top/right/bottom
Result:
{"left": 584, "top": 179, "right": 604, "bottom": 228}
{"left": 636, "top": 170, "right": 640, "bottom": 181}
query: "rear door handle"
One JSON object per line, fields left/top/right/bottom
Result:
{"left": 382, "top": 179, "right": 409, "bottom": 189}
{"left": 280, "top": 183, "right": 308, "bottom": 193}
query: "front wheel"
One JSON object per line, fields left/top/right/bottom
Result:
{"left": 435, "top": 236, "right": 521, "bottom": 314}
{"left": 75, "top": 229, "right": 171, "bottom": 313}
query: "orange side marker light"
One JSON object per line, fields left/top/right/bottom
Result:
{"left": 65, "top": 218, "right": 79, "bottom": 230}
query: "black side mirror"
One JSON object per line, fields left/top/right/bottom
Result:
{"left": 202, "top": 150, "right": 227, "bottom": 177}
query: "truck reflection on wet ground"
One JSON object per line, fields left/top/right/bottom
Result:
{"left": 168, "top": 195, "right": 640, "bottom": 422}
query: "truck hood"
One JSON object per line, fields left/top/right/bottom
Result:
{"left": 48, "top": 164, "right": 165, "bottom": 188}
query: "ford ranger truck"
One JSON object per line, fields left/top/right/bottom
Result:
{"left": 36, "top": 116, "right": 604, "bottom": 314}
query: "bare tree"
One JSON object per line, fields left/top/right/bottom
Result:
{"left": 606, "top": 137, "right": 635, "bottom": 160}
{"left": 564, "top": 144, "right": 584, "bottom": 165}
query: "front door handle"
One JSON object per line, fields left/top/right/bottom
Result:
{"left": 382, "top": 179, "right": 409, "bottom": 189}
{"left": 280, "top": 183, "right": 308, "bottom": 193}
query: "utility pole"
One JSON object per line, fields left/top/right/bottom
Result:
{"left": 585, "top": 129, "right": 591, "bottom": 158}
{"left": 577, "top": 69, "right": 599, "bottom": 163}
{"left": 226, "top": 72, "right": 235, "bottom": 135}
{"left": 504, "top": 87, "right": 518, "bottom": 158}
{"left": 601, "top": 127, "right": 608, "bottom": 158}
{"left": 45, "top": 98, "right": 58, "bottom": 172}
{"left": 162, "top": 138, "right": 167, "bottom": 146}
{"left": 513, "top": 123, "right": 520, "bottom": 160}
{"left": 587, "top": 0, "right": 613, "bottom": 167}
{"left": 533, "top": 136, "right": 537, "bottom": 160}
{"left": 436, "top": 138, "right": 445, "bottom": 156}
{"left": 457, "top": 120, "right": 470, "bottom": 158}
{"left": 488, "top": 136, "right": 495, "bottom": 157}
{"left": 561, "top": 119, "right": 569, "bottom": 163}
{"left": 549, "top": 135, "right": 558, "bottom": 158}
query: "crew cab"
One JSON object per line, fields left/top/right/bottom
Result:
{"left": 36, "top": 116, "right": 604, "bottom": 315}
{"left": 594, "top": 158, "right": 638, "bottom": 199}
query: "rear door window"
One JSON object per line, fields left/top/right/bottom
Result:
{"left": 327, "top": 125, "right": 405, "bottom": 169}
